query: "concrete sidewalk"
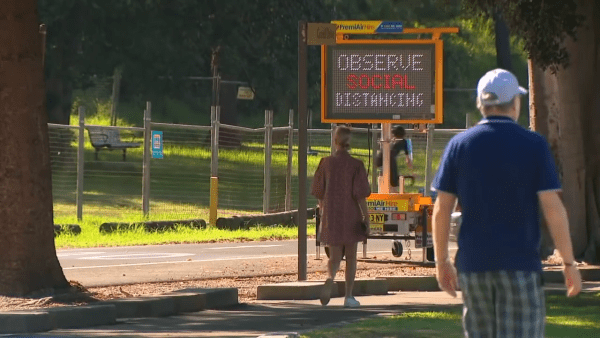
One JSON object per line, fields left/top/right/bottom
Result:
{"left": 2, "top": 270, "right": 599, "bottom": 337}
{"left": 4, "top": 281, "right": 600, "bottom": 338}
{"left": 0, "top": 291, "right": 464, "bottom": 338}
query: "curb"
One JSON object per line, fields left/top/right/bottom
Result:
{"left": 256, "top": 268, "right": 600, "bottom": 301}
{"left": 0, "top": 311, "right": 53, "bottom": 334}
{"left": 381, "top": 275, "right": 440, "bottom": 291}
{"left": 47, "top": 304, "right": 116, "bottom": 329}
{"left": 0, "top": 287, "right": 238, "bottom": 335}
{"left": 257, "top": 279, "right": 388, "bottom": 300}
{"left": 543, "top": 266, "right": 600, "bottom": 283}
{"left": 0, "top": 305, "right": 116, "bottom": 335}
{"left": 103, "top": 296, "right": 176, "bottom": 318}
{"left": 169, "top": 288, "right": 239, "bottom": 309}
{"left": 257, "top": 333, "right": 300, "bottom": 338}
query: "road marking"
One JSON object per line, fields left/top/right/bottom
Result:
{"left": 57, "top": 251, "right": 106, "bottom": 257}
{"left": 207, "top": 245, "right": 283, "bottom": 250}
{"left": 63, "top": 254, "right": 309, "bottom": 270}
{"left": 62, "top": 250, "right": 395, "bottom": 270}
{"left": 78, "top": 252, "right": 194, "bottom": 260}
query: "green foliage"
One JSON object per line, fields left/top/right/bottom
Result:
{"left": 463, "top": 0, "right": 585, "bottom": 71}
{"left": 39, "top": 0, "right": 336, "bottom": 122}
{"left": 41, "top": 0, "right": 532, "bottom": 128}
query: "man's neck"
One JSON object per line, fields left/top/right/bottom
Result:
{"left": 484, "top": 114, "right": 516, "bottom": 121}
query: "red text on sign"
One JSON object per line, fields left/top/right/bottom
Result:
{"left": 346, "top": 74, "right": 415, "bottom": 90}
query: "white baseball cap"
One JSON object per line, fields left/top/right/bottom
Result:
{"left": 477, "top": 69, "right": 527, "bottom": 106}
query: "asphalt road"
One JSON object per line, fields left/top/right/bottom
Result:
{"left": 58, "top": 239, "right": 457, "bottom": 287}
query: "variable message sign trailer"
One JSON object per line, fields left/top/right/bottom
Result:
{"left": 317, "top": 22, "right": 458, "bottom": 262}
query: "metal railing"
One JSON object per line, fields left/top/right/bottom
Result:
{"left": 49, "top": 103, "right": 465, "bottom": 222}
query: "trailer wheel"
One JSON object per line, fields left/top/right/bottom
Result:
{"left": 426, "top": 247, "right": 435, "bottom": 262}
{"left": 392, "top": 240, "right": 403, "bottom": 257}
{"left": 324, "top": 246, "right": 345, "bottom": 259}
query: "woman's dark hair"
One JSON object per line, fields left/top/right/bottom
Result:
{"left": 392, "top": 126, "right": 405, "bottom": 138}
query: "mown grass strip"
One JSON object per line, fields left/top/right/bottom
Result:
{"left": 54, "top": 211, "right": 316, "bottom": 249}
{"left": 301, "top": 292, "right": 600, "bottom": 338}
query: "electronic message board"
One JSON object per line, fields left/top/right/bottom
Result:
{"left": 321, "top": 40, "right": 443, "bottom": 124}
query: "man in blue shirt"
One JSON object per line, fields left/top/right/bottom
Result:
{"left": 432, "top": 69, "right": 582, "bottom": 337}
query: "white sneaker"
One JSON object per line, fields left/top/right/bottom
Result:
{"left": 344, "top": 296, "right": 360, "bottom": 308}
{"left": 320, "top": 278, "right": 334, "bottom": 306}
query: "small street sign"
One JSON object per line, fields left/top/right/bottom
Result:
{"left": 307, "top": 23, "right": 337, "bottom": 45}
{"left": 152, "top": 131, "right": 163, "bottom": 159}
{"left": 237, "top": 86, "right": 255, "bottom": 100}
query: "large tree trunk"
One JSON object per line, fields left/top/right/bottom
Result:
{"left": 529, "top": 0, "right": 600, "bottom": 264}
{"left": 0, "top": 0, "right": 70, "bottom": 296}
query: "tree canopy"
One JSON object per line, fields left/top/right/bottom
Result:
{"left": 464, "top": 0, "right": 584, "bottom": 71}
{"left": 38, "top": 0, "right": 530, "bottom": 128}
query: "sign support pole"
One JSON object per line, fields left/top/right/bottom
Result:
{"left": 298, "top": 21, "right": 308, "bottom": 281}
{"left": 380, "top": 123, "right": 392, "bottom": 194}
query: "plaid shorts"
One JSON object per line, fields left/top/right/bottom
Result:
{"left": 458, "top": 271, "right": 545, "bottom": 338}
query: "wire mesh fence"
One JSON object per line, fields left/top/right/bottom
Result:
{"left": 82, "top": 125, "right": 145, "bottom": 218}
{"left": 148, "top": 123, "right": 211, "bottom": 218}
{"left": 218, "top": 126, "right": 266, "bottom": 212}
{"left": 49, "top": 110, "right": 465, "bottom": 223}
{"left": 49, "top": 125, "right": 79, "bottom": 218}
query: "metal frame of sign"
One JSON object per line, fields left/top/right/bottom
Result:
{"left": 321, "top": 38, "right": 444, "bottom": 124}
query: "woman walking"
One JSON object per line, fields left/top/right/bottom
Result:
{"left": 311, "top": 126, "right": 371, "bottom": 307}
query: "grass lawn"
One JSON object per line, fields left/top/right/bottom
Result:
{"left": 51, "top": 113, "right": 451, "bottom": 249}
{"left": 54, "top": 211, "right": 317, "bottom": 249}
{"left": 302, "top": 292, "right": 600, "bottom": 338}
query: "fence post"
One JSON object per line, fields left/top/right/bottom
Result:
{"left": 142, "top": 102, "right": 151, "bottom": 217}
{"left": 76, "top": 106, "right": 85, "bottom": 221}
{"left": 371, "top": 124, "right": 379, "bottom": 193}
{"left": 466, "top": 113, "right": 471, "bottom": 129}
{"left": 209, "top": 105, "right": 221, "bottom": 226}
{"left": 285, "top": 109, "right": 294, "bottom": 211}
{"left": 210, "top": 106, "right": 220, "bottom": 177}
{"left": 424, "top": 124, "right": 435, "bottom": 197}
{"left": 263, "top": 110, "right": 273, "bottom": 214}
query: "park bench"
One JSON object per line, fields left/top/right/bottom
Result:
{"left": 86, "top": 126, "right": 141, "bottom": 161}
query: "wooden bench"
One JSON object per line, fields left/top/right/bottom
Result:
{"left": 86, "top": 126, "right": 141, "bottom": 161}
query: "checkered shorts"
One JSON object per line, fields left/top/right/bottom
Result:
{"left": 458, "top": 271, "right": 545, "bottom": 338}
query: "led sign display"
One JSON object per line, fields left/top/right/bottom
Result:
{"left": 322, "top": 40, "right": 443, "bottom": 123}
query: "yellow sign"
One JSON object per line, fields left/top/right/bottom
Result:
{"left": 369, "top": 213, "right": 385, "bottom": 224}
{"left": 237, "top": 86, "right": 255, "bottom": 100}
{"left": 371, "top": 223, "right": 384, "bottom": 232}
{"left": 307, "top": 23, "right": 337, "bottom": 45}
{"left": 332, "top": 21, "right": 404, "bottom": 34}
{"left": 367, "top": 199, "right": 409, "bottom": 212}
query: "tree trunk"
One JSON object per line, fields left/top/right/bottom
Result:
{"left": 46, "top": 77, "right": 73, "bottom": 125}
{"left": 529, "top": 0, "right": 600, "bottom": 264}
{"left": 494, "top": 11, "right": 513, "bottom": 71}
{"left": 0, "top": 0, "right": 70, "bottom": 296}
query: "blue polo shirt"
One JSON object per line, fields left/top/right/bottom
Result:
{"left": 432, "top": 116, "right": 561, "bottom": 273}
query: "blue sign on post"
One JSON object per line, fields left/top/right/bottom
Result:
{"left": 375, "top": 21, "right": 403, "bottom": 33}
{"left": 152, "top": 131, "right": 163, "bottom": 159}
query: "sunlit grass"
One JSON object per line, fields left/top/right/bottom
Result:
{"left": 302, "top": 293, "right": 600, "bottom": 338}
{"left": 53, "top": 112, "right": 447, "bottom": 250}
{"left": 303, "top": 309, "right": 464, "bottom": 338}
{"left": 55, "top": 222, "right": 316, "bottom": 249}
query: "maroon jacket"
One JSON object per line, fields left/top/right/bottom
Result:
{"left": 311, "top": 150, "right": 371, "bottom": 246}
